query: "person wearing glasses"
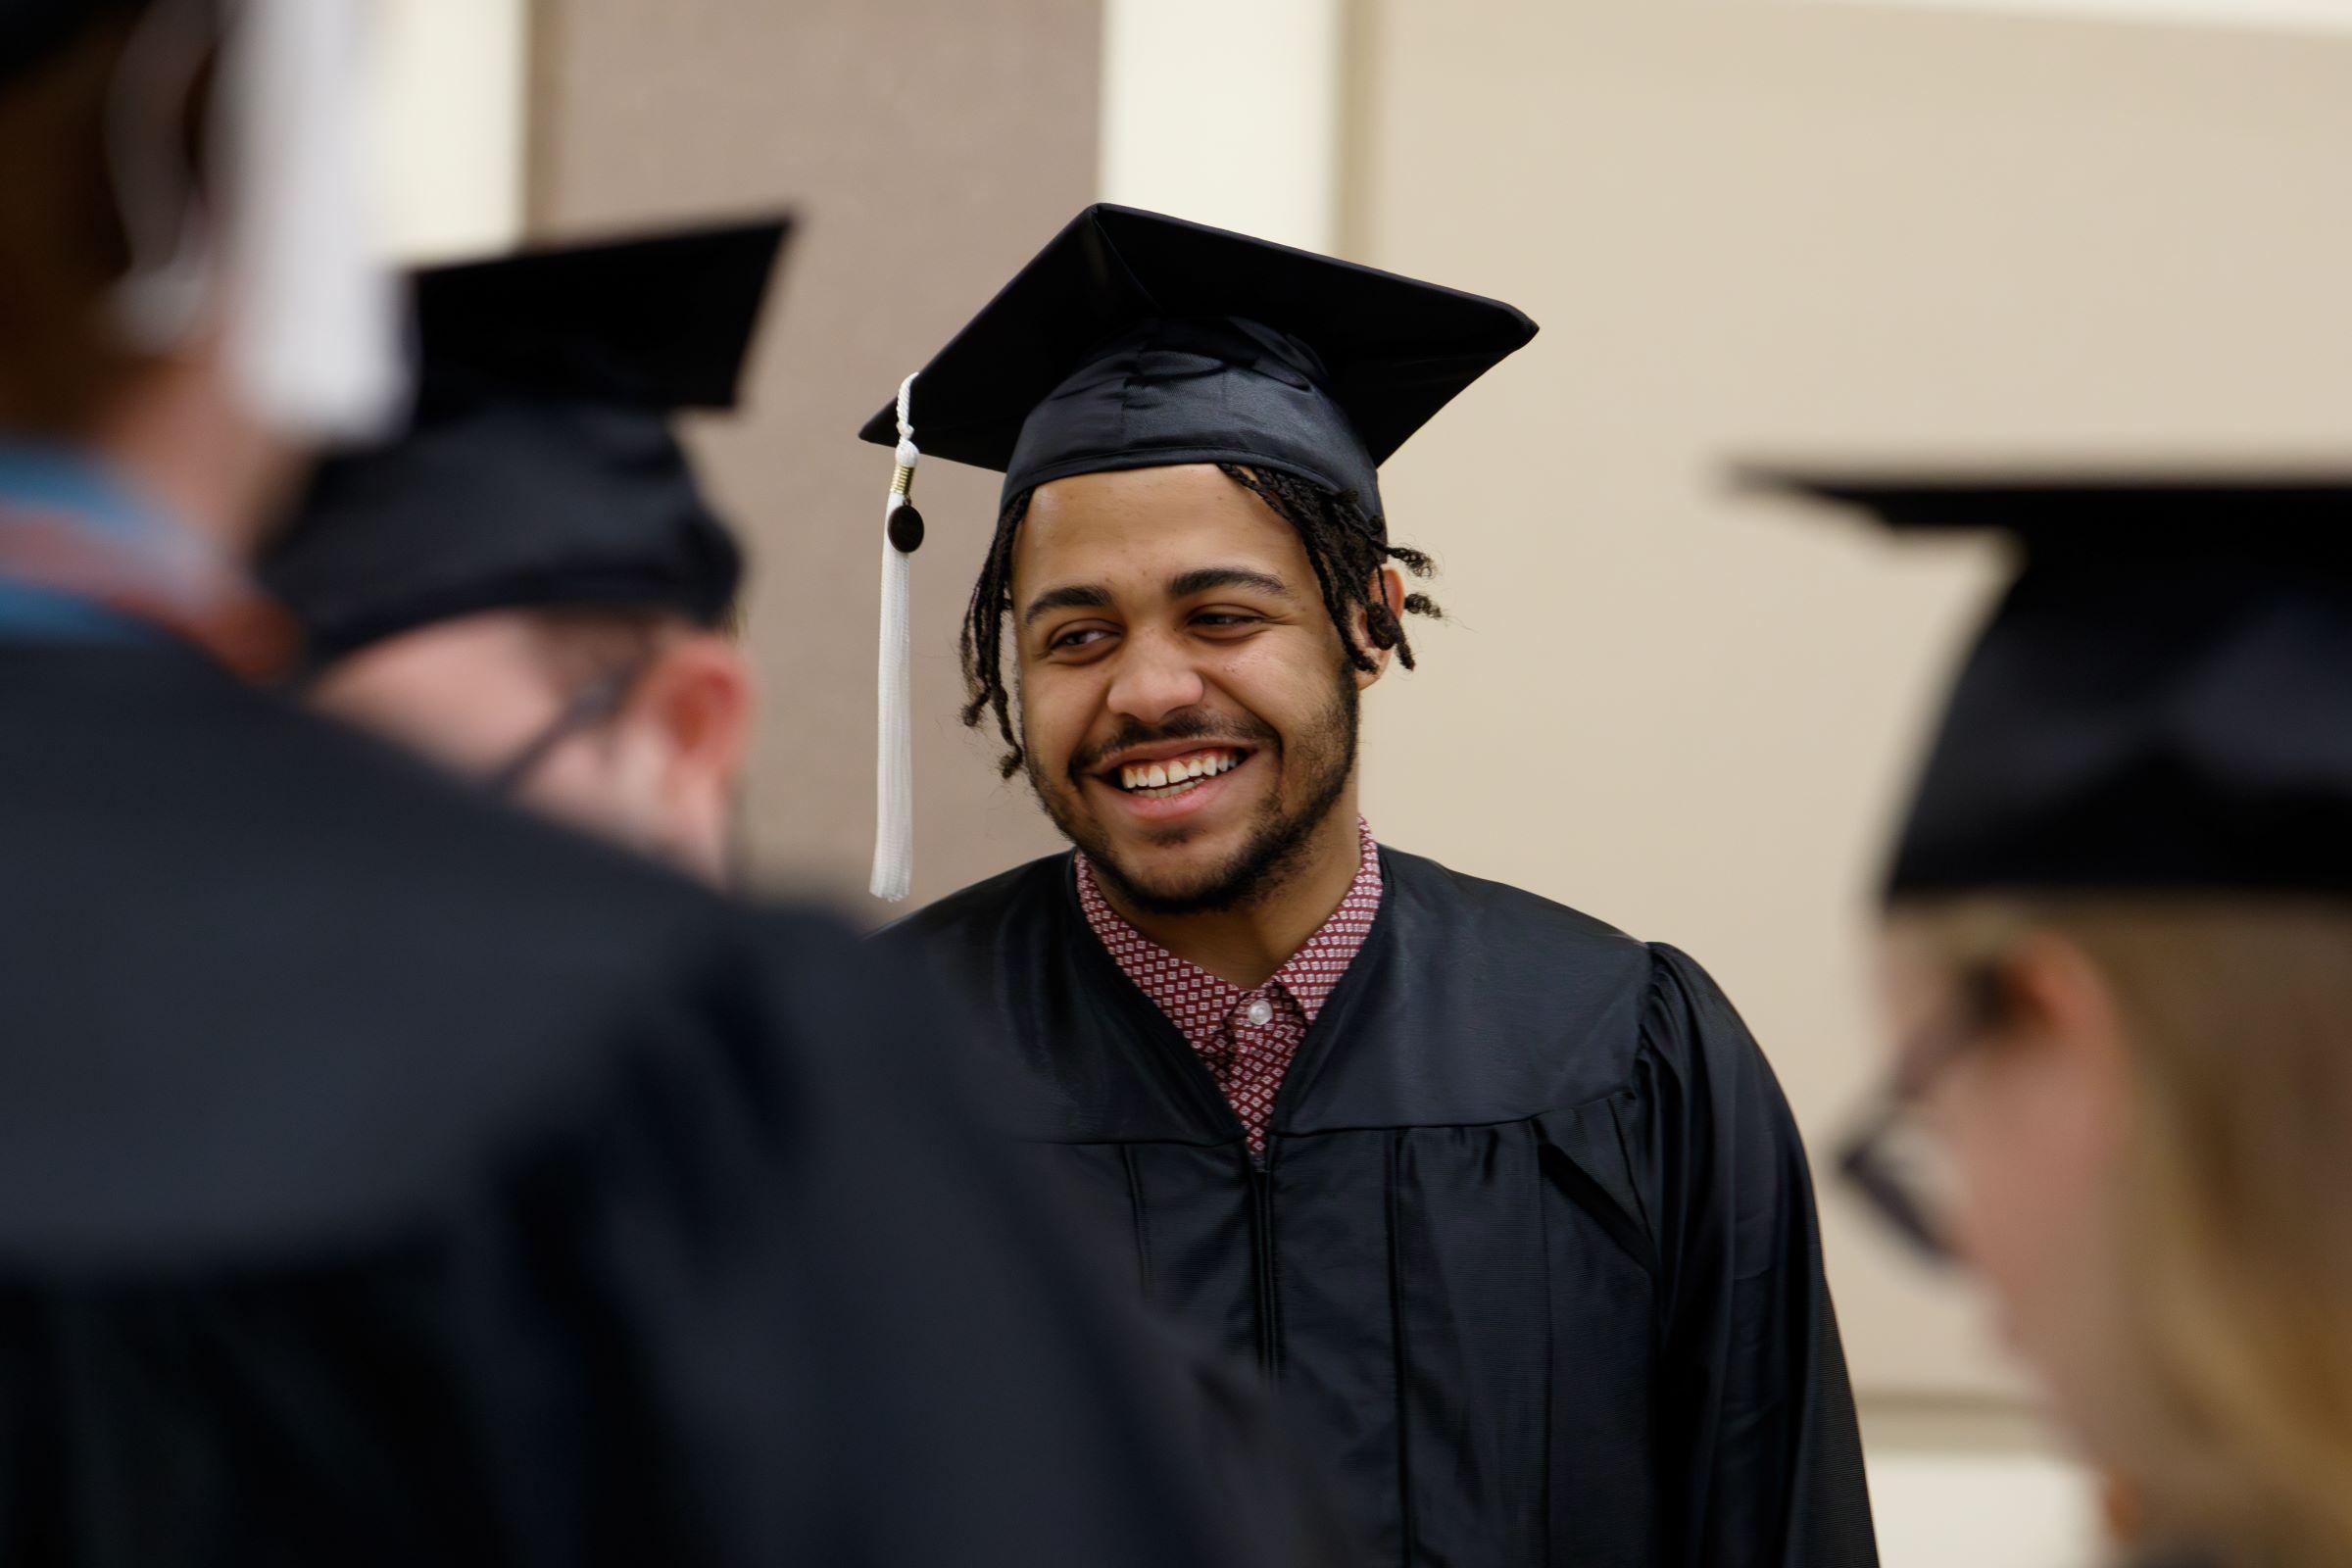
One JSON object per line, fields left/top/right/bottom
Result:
{"left": 1762, "top": 467, "right": 2352, "bottom": 1568}
{"left": 262, "top": 223, "right": 775, "bottom": 886}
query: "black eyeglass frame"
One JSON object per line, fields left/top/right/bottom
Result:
{"left": 483, "top": 655, "right": 656, "bottom": 801}
{"left": 1835, "top": 960, "right": 2006, "bottom": 1266}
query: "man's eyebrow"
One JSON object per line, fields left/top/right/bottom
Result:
{"left": 1167, "top": 566, "right": 1295, "bottom": 601}
{"left": 1020, "top": 583, "right": 1113, "bottom": 627}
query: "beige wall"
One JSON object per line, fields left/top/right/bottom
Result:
{"left": 1347, "top": 0, "right": 2352, "bottom": 1409}
{"left": 531, "top": 0, "right": 1095, "bottom": 906}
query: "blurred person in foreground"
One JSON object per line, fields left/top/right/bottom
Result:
{"left": 263, "top": 224, "right": 773, "bottom": 886}
{"left": 1762, "top": 468, "right": 2352, "bottom": 1568}
{"left": 0, "top": 5, "right": 1353, "bottom": 1562}
{"left": 869, "top": 206, "right": 1878, "bottom": 1567}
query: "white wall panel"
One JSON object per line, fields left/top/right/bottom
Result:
{"left": 1100, "top": 0, "right": 1344, "bottom": 250}
{"left": 373, "top": 0, "right": 529, "bottom": 262}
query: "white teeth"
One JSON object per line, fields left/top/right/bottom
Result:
{"left": 1114, "top": 749, "right": 1244, "bottom": 792}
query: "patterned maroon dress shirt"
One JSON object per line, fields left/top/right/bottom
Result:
{"left": 1074, "top": 817, "right": 1383, "bottom": 1162}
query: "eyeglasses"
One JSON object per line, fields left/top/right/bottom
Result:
{"left": 483, "top": 656, "right": 654, "bottom": 801}
{"left": 1835, "top": 961, "right": 2005, "bottom": 1267}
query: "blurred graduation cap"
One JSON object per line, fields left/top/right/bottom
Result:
{"left": 264, "top": 217, "right": 791, "bottom": 668}
{"left": 857, "top": 203, "right": 1539, "bottom": 899}
{"left": 1744, "top": 465, "right": 2352, "bottom": 898}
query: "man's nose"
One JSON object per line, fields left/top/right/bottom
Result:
{"left": 1104, "top": 632, "right": 1206, "bottom": 727}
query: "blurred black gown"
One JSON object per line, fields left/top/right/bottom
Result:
{"left": 888, "top": 846, "right": 1880, "bottom": 1567}
{"left": 0, "top": 636, "right": 1353, "bottom": 1566}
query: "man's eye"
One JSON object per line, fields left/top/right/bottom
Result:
{"left": 1193, "top": 612, "right": 1263, "bottom": 631}
{"left": 1050, "top": 626, "right": 1112, "bottom": 652}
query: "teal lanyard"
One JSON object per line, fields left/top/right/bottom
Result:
{"left": 0, "top": 445, "right": 182, "bottom": 644}
{"left": 0, "top": 444, "right": 297, "bottom": 676}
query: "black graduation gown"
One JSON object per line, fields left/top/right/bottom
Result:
{"left": 886, "top": 844, "right": 1880, "bottom": 1567}
{"left": 0, "top": 639, "right": 1354, "bottom": 1566}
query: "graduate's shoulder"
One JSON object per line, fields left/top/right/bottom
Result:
{"left": 0, "top": 642, "right": 722, "bottom": 942}
{"left": 167, "top": 660, "right": 747, "bottom": 980}
{"left": 1380, "top": 845, "right": 1650, "bottom": 975}
{"left": 198, "top": 675, "right": 910, "bottom": 1080}
{"left": 1375, "top": 847, "right": 1764, "bottom": 1088}
{"left": 873, "top": 852, "right": 1075, "bottom": 966}
{"left": 0, "top": 650, "right": 895, "bottom": 1264}
{"left": 1381, "top": 847, "right": 1745, "bottom": 999}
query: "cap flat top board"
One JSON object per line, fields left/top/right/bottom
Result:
{"left": 416, "top": 218, "right": 789, "bottom": 412}
{"left": 860, "top": 204, "right": 1538, "bottom": 528}
{"left": 1742, "top": 465, "right": 2352, "bottom": 543}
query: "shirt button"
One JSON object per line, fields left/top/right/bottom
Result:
{"left": 1245, "top": 997, "right": 1274, "bottom": 1027}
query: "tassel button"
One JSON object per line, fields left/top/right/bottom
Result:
{"left": 887, "top": 504, "right": 926, "bottom": 554}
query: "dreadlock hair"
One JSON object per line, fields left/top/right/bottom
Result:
{"left": 957, "top": 463, "right": 1442, "bottom": 778}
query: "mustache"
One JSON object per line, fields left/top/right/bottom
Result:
{"left": 1067, "top": 711, "right": 1280, "bottom": 779}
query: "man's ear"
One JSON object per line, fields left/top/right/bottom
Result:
{"left": 1353, "top": 565, "right": 1408, "bottom": 691}
{"left": 617, "top": 633, "right": 756, "bottom": 885}
{"left": 635, "top": 634, "right": 756, "bottom": 809}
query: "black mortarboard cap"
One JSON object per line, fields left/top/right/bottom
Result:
{"left": 1747, "top": 466, "right": 2352, "bottom": 898}
{"left": 265, "top": 217, "right": 790, "bottom": 666}
{"left": 857, "top": 204, "right": 1538, "bottom": 533}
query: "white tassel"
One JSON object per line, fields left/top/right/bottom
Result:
{"left": 869, "top": 375, "right": 922, "bottom": 902}
{"left": 216, "top": 0, "right": 409, "bottom": 443}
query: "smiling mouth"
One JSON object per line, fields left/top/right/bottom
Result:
{"left": 1103, "top": 746, "right": 1248, "bottom": 801}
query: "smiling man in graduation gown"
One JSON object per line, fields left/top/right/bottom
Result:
{"left": 871, "top": 205, "right": 1878, "bottom": 1567}
{"left": 0, "top": 13, "right": 1353, "bottom": 1561}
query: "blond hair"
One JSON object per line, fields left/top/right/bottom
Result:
{"left": 1901, "top": 896, "right": 2352, "bottom": 1567}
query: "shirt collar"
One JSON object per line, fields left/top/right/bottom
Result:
{"left": 1075, "top": 815, "right": 1383, "bottom": 1026}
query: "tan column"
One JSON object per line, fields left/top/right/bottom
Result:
{"left": 529, "top": 0, "right": 1100, "bottom": 907}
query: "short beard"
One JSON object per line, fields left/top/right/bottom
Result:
{"left": 1026, "top": 664, "right": 1359, "bottom": 917}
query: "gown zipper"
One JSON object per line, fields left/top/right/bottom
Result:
{"left": 1249, "top": 1160, "right": 1277, "bottom": 1379}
